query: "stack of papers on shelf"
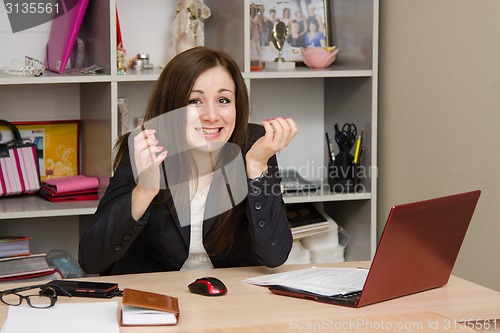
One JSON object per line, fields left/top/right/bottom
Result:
{"left": 37, "top": 175, "right": 99, "bottom": 202}
{"left": 279, "top": 168, "right": 319, "bottom": 193}
{"left": 243, "top": 267, "right": 369, "bottom": 296}
{"left": 0, "top": 253, "right": 62, "bottom": 283}
{"left": 0, "top": 236, "right": 31, "bottom": 258}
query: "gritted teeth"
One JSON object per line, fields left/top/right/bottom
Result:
{"left": 196, "top": 127, "right": 221, "bottom": 134}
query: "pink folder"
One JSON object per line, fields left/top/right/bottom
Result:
{"left": 42, "top": 175, "right": 99, "bottom": 194}
{"left": 45, "top": 0, "right": 90, "bottom": 74}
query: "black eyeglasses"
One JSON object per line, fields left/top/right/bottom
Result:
{"left": 0, "top": 284, "right": 72, "bottom": 309}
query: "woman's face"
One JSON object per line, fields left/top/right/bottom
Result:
{"left": 186, "top": 66, "right": 236, "bottom": 152}
{"left": 309, "top": 22, "right": 317, "bottom": 33}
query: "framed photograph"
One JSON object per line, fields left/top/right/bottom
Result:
{"left": 0, "top": 120, "right": 80, "bottom": 180}
{"left": 250, "top": 0, "right": 330, "bottom": 63}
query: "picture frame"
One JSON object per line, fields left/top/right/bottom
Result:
{"left": 0, "top": 120, "right": 80, "bottom": 181}
{"left": 250, "top": 0, "right": 330, "bottom": 63}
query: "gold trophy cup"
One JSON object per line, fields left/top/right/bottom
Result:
{"left": 266, "top": 21, "right": 295, "bottom": 70}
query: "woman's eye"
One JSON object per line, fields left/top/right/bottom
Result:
{"left": 188, "top": 99, "right": 203, "bottom": 105}
{"left": 217, "top": 97, "right": 232, "bottom": 105}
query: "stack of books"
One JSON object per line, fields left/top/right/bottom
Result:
{"left": 0, "top": 236, "right": 31, "bottom": 258}
{"left": 0, "top": 237, "right": 62, "bottom": 283}
{"left": 286, "top": 203, "right": 332, "bottom": 239}
{"left": 37, "top": 175, "right": 99, "bottom": 202}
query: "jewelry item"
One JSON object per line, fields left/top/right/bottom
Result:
{"left": 0, "top": 56, "right": 45, "bottom": 77}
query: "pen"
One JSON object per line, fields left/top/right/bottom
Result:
{"left": 353, "top": 130, "right": 364, "bottom": 164}
{"left": 359, "top": 147, "right": 365, "bottom": 163}
{"left": 325, "top": 132, "right": 335, "bottom": 163}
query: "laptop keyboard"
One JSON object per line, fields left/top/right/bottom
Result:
{"left": 334, "top": 291, "right": 362, "bottom": 299}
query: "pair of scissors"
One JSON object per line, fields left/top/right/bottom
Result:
{"left": 341, "top": 123, "right": 357, "bottom": 145}
{"left": 334, "top": 123, "right": 357, "bottom": 151}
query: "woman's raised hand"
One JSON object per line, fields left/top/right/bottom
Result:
{"left": 245, "top": 117, "right": 298, "bottom": 178}
{"left": 133, "top": 128, "right": 168, "bottom": 194}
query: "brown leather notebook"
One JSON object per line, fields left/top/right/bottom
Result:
{"left": 120, "top": 288, "right": 180, "bottom": 326}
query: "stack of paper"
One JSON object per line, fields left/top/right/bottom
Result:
{"left": 0, "top": 302, "right": 119, "bottom": 333}
{"left": 243, "top": 267, "right": 369, "bottom": 296}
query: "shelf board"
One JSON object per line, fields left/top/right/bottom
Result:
{"left": 0, "top": 72, "right": 112, "bottom": 85}
{"left": 0, "top": 190, "right": 370, "bottom": 219}
{"left": 243, "top": 66, "right": 373, "bottom": 79}
{"left": 113, "top": 66, "right": 374, "bottom": 82}
{"left": 283, "top": 191, "right": 371, "bottom": 204}
{"left": 0, "top": 67, "right": 373, "bottom": 85}
{"left": 0, "top": 195, "right": 98, "bottom": 219}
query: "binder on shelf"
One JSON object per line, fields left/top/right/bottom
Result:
{"left": 41, "top": 175, "right": 99, "bottom": 193}
{"left": 45, "top": 0, "right": 90, "bottom": 74}
{"left": 37, "top": 189, "right": 98, "bottom": 202}
{"left": 37, "top": 175, "right": 99, "bottom": 202}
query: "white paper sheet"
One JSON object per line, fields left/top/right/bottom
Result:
{"left": 243, "top": 267, "right": 369, "bottom": 296}
{"left": 0, "top": 301, "right": 119, "bottom": 333}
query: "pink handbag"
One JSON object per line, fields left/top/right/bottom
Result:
{"left": 0, "top": 119, "right": 41, "bottom": 197}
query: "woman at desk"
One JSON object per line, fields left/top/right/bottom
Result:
{"left": 79, "top": 47, "right": 298, "bottom": 275}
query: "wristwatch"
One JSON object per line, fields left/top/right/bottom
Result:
{"left": 248, "top": 170, "right": 268, "bottom": 181}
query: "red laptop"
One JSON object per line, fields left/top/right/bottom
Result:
{"left": 269, "top": 190, "right": 481, "bottom": 307}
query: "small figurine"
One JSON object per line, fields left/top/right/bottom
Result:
{"left": 117, "top": 42, "right": 127, "bottom": 75}
{"left": 167, "top": 0, "right": 211, "bottom": 63}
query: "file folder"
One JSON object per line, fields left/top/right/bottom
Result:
{"left": 45, "top": 0, "right": 90, "bottom": 74}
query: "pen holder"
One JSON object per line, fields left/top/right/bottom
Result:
{"left": 328, "top": 152, "right": 359, "bottom": 193}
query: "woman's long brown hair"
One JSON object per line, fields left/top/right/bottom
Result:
{"left": 113, "top": 47, "right": 250, "bottom": 254}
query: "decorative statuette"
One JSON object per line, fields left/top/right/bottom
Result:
{"left": 167, "top": 0, "right": 211, "bottom": 64}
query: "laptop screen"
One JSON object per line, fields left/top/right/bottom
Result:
{"left": 358, "top": 190, "right": 481, "bottom": 307}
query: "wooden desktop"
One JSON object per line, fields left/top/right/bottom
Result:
{"left": 1, "top": 262, "right": 499, "bottom": 332}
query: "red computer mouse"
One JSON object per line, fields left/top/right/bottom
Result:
{"left": 188, "top": 277, "right": 228, "bottom": 296}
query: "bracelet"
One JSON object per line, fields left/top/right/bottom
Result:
{"left": 248, "top": 170, "right": 268, "bottom": 181}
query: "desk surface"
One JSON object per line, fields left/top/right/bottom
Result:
{"left": 1, "top": 262, "right": 499, "bottom": 332}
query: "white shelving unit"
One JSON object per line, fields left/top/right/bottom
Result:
{"left": 0, "top": 0, "right": 378, "bottom": 261}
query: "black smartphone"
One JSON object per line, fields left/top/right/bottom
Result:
{"left": 44, "top": 280, "right": 120, "bottom": 298}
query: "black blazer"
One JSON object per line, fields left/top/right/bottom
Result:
{"left": 78, "top": 124, "right": 293, "bottom": 275}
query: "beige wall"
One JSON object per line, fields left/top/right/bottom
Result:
{"left": 378, "top": 0, "right": 500, "bottom": 291}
